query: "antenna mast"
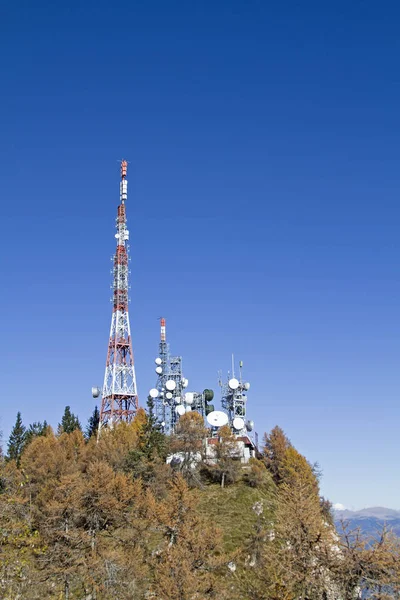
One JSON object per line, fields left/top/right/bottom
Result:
{"left": 98, "top": 161, "right": 139, "bottom": 432}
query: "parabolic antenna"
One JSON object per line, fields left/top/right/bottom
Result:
{"left": 182, "top": 378, "right": 189, "bottom": 388}
{"left": 243, "top": 382, "right": 250, "bottom": 391}
{"left": 246, "top": 420, "right": 254, "bottom": 432}
{"left": 185, "top": 392, "right": 194, "bottom": 405}
{"left": 91, "top": 386, "right": 101, "bottom": 398}
{"left": 229, "top": 378, "right": 239, "bottom": 390}
{"left": 176, "top": 405, "right": 185, "bottom": 416}
{"left": 233, "top": 417, "right": 245, "bottom": 430}
{"left": 155, "top": 366, "right": 163, "bottom": 375}
{"left": 149, "top": 388, "right": 159, "bottom": 399}
{"left": 185, "top": 406, "right": 192, "bottom": 413}
{"left": 206, "top": 410, "right": 229, "bottom": 428}
{"left": 165, "top": 392, "right": 173, "bottom": 400}
{"left": 165, "top": 379, "right": 176, "bottom": 391}
{"left": 155, "top": 357, "right": 162, "bottom": 365}
{"left": 174, "top": 396, "right": 181, "bottom": 403}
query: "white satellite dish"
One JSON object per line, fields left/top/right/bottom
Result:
{"left": 233, "top": 417, "right": 245, "bottom": 430}
{"left": 206, "top": 410, "right": 229, "bottom": 428}
{"left": 185, "top": 406, "right": 192, "bottom": 413}
{"left": 185, "top": 392, "right": 194, "bottom": 404}
{"left": 246, "top": 420, "right": 254, "bottom": 432}
{"left": 176, "top": 405, "right": 185, "bottom": 416}
{"left": 155, "top": 357, "right": 162, "bottom": 365}
{"left": 165, "top": 392, "right": 173, "bottom": 400}
{"left": 229, "top": 378, "right": 239, "bottom": 390}
{"left": 165, "top": 380, "right": 176, "bottom": 391}
{"left": 91, "top": 386, "right": 101, "bottom": 398}
{"left": 155, "top": 366, "right": 163, "bottom": 374}
{"left": 149, "top": 388, "right": 159, "bottom": 399}
{"left": 243, "top": 382, "right": 250, "bottom": 390}
{"left": 182, "top": 378, "right": 189, "bottom": 388}
{"left": 174, "top": 396, "right": 181, "bottom": 403}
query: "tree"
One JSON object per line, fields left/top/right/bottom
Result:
{"left": 169, "top": 412, "right": 207, "bottom": 487}
{"left": 24, "top": 421, "right": 48, "bottom": 447}
{"left": 7, "top": 412, "right": 27, "bottom": 466}
{"left": 262, "top": 425, "right": 291, "bottom": 485}
{"left": 203, "top": 424, "right": 241, "bottom": 487}
{"left": 148, "top": 474, "right": 230, "bottom": 599}
{"left": 85, "top": 405, "right": 100, "bottom": 440}
{"left": 58, "top": 405, "right": 81, "bottom": 435}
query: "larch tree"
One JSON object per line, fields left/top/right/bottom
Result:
{"left": 262, "top": 425, "right": 291, "bottom": 485}
{"left": 170, "top": 411, "right": 207, "bottom": 487}
{"left": 148, "top": 474, "right": 230, "bottom": 600}
{"left": 203, "top": 424, "right": 241, "bottom": 488}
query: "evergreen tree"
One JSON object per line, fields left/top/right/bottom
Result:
{"left": 24, "top": 421, "right": 48, "bottom": 447}
{"left": 7, "top": 412, "right": 27, "bottom": 466}
{"left": 58, "top": 406, "right": 81, "bottom": 435}
{"left": 85, "top": 406, "right": 100, "bottom": 440}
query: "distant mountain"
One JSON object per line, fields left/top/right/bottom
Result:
{"left": 334, "top": 507, "right": 400, "bottom": 537}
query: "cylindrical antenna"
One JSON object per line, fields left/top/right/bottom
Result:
{"left": 160, "top": 317, "right": 166, "bottom": 342}
{"left": 120, "top": 160, "right": 128, "bottom": 203}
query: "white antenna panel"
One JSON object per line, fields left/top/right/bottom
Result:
{"left": 155, "top": 357, "right": 162, "bottom": 365}
{"left": 206, "top": 411, "right": 229, "bottom": 428}
{"left": 155, "top": 366, "right": 163, "bottom": 374}
{"left": 185, "top": 392, "right": 194, "bottom": 404}
{"left": 165, "top": 392, "right": 173, "bottom": 400}
{"left": 176, "top": 405, "right": 185, "bottom": 416}
{"left": 243, "top": 382, "right": 250, "bottom": 390}
{"left": 149, "top": 388, "right": 159, "bottom": 398}
{"left": 229, "top": 378, "right": 239, "bottom": 390}
{"left": 233, "top": 417, "right": 245, "bottom": 430}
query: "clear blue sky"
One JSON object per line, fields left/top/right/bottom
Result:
{"left": 1, "top": 0, "right": 400, "bottom": 510}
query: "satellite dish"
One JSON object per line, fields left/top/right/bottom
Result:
{"left": 229, "top": 378, "right": 239, "bottom": 390}
{"left": 233, "top": 417, "right": 245, "bottom": 430}
{"left": 246, "top": 420, "right": 254, "bottom": 432}
{"left": 155, "top": 366, "right": 163, "bottom": 374}
{"left": 185, "top": 406, "right": 192, "bottom": 413}
{"left": 155, "top": 357, "right": 162, "bottom": 365}
{"left": 176, "top": 405, "right": 185, "bottom": 416}
{"left": 243, "top": 382, "right": 250, "bottom": 390}
{"left": 207, "top": 410, "right": 229, "bottom": 428}
{"left": 91, "top": 386, "right": 101, "bottom": 398}
{"left": 165, "top": 392, "right": 173, "bottom": 400}
{"left": 165, "top": 380, "right": 176, "bottom": 391}
{"left": 149, "top": 388, "right": 159, "bottom": 399}
{"left": 182, "top": 378, "right": 189, "bottom": 388}
{"left": 185, "top": 392, "right": 194, "bottom": 405}
{"left": 174, "top": 396, "right": 181, "bottom": 403}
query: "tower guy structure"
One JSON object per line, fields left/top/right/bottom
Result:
{"left": 148, "top": 318, "right": 214, "bottom": 434}
{"left": 94, "top": 161, "right": 139, "bottom": 433}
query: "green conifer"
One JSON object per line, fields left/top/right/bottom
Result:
{"left": 58, "top": 406, "right": 81, "bottom": 435}
{"left": 7, "top": 412, "right": 27, "bottom": 466}
{"left": 85, "top": 406, "right": 100, "bottom": 439}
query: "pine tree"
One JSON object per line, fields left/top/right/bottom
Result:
{"left": 58, "top": 406, "right": 81, "bottom": 435}
{"left": 24, "top": 421, "right": 48, "bottom": 447}
{"left": 85, "top": 406, "right": 100, "bottom": 440}
{"left": 7, "top": 412, "right": 27, "bottom": 466}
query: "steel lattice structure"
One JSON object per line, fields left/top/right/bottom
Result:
{"left": 99, "top": 161, "right": 139, "bottom": 432}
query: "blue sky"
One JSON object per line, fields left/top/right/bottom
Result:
{"left": 1, "top": 0, "right": 400, "bottom": 509}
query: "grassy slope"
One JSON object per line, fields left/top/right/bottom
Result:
{"left": 195, "top": 478, "right": 276, "bottom": 553}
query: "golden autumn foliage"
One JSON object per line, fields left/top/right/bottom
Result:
{"left": 1, "top": 416, "right": 400, "bottom": 599}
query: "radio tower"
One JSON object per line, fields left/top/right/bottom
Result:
{"left": 97, "top": 160, "right": 139, "bottom": 433}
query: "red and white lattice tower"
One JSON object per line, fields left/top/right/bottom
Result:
{"left": 99, "top": 160, "right": 139, "bottom": 431}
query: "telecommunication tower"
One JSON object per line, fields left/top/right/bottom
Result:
{"left": 219, "top": 357, "right": 253, "bottom": 436}
{"left": 148, "top": 319, "right": 214, "bottom": 434}
{"left": 92, "top": 161, "right": 139, "bottom": 433}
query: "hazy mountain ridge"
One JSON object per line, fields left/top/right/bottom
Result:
{"left": 335, "top": 507, "right": 400, "bottom": 537}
